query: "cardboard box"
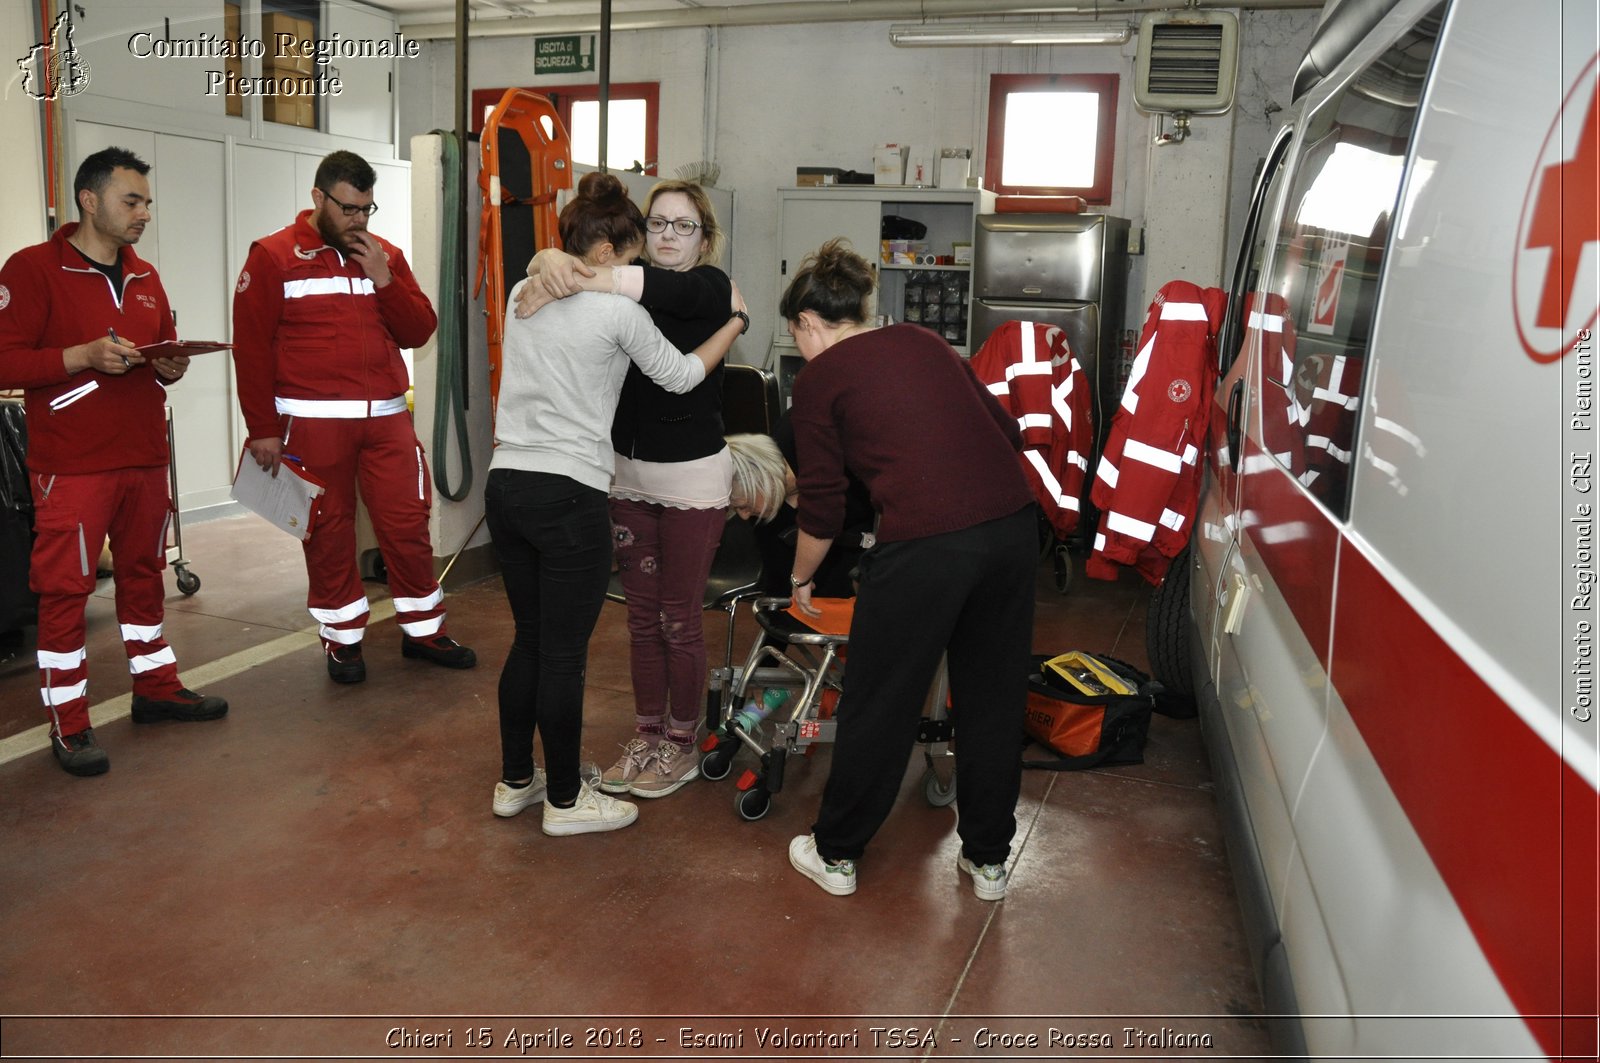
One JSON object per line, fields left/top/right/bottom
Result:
{"left": 873, "top": 143, "right": 907, "bottom": 185}
{"left": 905, "top": 145, "right": 935, "bottom": 187}
{"left": 224, "top": 56, "right": 242, "bottom": 116}
{"left": 263, "top": 95, "right": 315, "bottom": 128}
{"left": 263, "top": 62, "right": 315, "bottom": 90}
{"left": 938, "top": 152, "right": 971, "bottom": 190}
{"left": 952, "top": 242, "right": 973, "bottom": 265}
{"left": 262, "top": 12, "right": 314, "bottom": 75}
{"left": 796, "top": 166, "right": 844, "bottom": 187}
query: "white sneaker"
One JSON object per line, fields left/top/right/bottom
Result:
{"left": 492, "top": 768, "right": 548, "bottom": 817}
{"left": 541, "top": 780, "right": 639, "bottom": 837}
{"left": 788, "top": 834, "right": 856, "bottom": 896}
{"left": 957, "top": 854, "right": 1009, "bottom": 901}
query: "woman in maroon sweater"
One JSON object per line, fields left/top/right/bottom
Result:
{"left": 782, "top": 239, "right": 1037, "bottom": 901}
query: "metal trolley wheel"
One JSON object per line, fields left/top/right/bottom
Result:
{"left": 735, "top": 785, "right": 771, "bottom": 821}
{"left": 699, "top": 744, "right": 736, "bottom": 782}
{"left": 174, "top": 563, "right": 201, "bottom": 596}
{"left": 923, "top": 767, "right": 957, "bottom": 807}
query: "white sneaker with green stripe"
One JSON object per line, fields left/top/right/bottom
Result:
{"left": 788, "top": 834, "right": 856, "bottom": 896}
{"left": 957, "top": 854, "right": 1009, "bottom": 901}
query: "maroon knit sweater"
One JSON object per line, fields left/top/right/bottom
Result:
{"left": 790, "top": 323, "right": 1033, "bottom": 544}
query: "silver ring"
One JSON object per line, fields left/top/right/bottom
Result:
{"left": 121, "top": 356, "right": 131, "bottom": 368}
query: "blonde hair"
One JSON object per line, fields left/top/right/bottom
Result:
{"left": 726, "top": 434, "right": 788, "bottom": 523}
{"left": 642, "top": 179, "right": 724, "bottom": 267}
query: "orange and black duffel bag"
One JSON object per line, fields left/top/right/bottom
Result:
{"left": 1021, "top": 652, "right": 1157, "bottom": 771}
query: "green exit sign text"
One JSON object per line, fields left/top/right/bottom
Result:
{"left": 534, "top": 35, "right": 595, "bottom": 74}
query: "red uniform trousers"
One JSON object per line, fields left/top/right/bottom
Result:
{"left": 31, "top": 466, "right": 183, "bottom": 737}
{"left": 281, "top": 409, "right": 448, "bottom": 648}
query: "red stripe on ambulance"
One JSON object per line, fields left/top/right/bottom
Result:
{"left": 1332, "top": 543, "right": 1596, "bottom": 1060}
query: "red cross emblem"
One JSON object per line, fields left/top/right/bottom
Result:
{"left": 1514, "top": 56, "right": 1599, "bottom": 362}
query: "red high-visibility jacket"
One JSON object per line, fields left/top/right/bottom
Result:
{"left": 1088, "top": 280, "right": 1227, "bottom": 584}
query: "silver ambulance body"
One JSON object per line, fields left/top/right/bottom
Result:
{"left": 1165, "top": 0, "right": 1599, "bottom": 1057}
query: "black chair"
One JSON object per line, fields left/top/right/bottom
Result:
{"left": 603, "top": 365, "right": 783, "bottom": 726}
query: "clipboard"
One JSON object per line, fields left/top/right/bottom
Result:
{"left": 138, "top": 340, "right": 232, "bottom": 357}
{"left": 229, "top": 448, "right": 326, "bottom": 541}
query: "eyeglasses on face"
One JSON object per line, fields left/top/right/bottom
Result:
{"left": 645, "top": 216, "right": 701, "bottom": 236}
{"left": 321, "top": 190, "right": 379, "bottom": 218}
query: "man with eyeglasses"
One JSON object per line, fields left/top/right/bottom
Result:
{"left": 231, "top": 149, "right": 476, "bottom": 684}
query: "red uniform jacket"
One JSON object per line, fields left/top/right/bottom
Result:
{"left": 0, "top": 224, "right": 177, "bottom": 474}
{"left": 968, "top": 319, "right": 1093, "bottom": 540}
{"left": 1088, "top": 280, "right": 1227, "bottom": 584}
{"left": 231, "top": 211, "right": 436, "bottom": 440}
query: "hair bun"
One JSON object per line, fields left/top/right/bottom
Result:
{"left": 576, "top": 171, "right": 627, "bottom": 205}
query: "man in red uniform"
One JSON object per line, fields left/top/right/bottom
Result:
{"left": 0, "top": 146, "right": 228, "bottom": 777}
{"left": 231, "top": 150, "right": 474, "bottom": 683}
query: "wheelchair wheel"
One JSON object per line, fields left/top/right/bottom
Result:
{"left": 700, "top": 743, "right": 736, "bottom": 781}
{"left": 923, "top": 768, "right": 957, "bottom": 807}
{"left": 735, "top": 786, "right": 771, "bottom": 821}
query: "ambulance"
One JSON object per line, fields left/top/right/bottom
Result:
{"left": 1145, "top": 0, "right": 1599, "bottom": 1057}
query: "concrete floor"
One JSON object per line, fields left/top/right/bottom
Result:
{"left": 0, "top": 512, "right": 1269, "bottom": 1060}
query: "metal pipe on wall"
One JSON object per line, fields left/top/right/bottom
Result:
{"left": 454, "top": 0, "right": 469, "bottom": 408}
{"left": 404, "top": 0, "right": 1324, "bottom": 40}
{"left": 599, "top": 0, "right": 611, "bottom": 171}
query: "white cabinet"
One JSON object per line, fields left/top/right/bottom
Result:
{"left": 323, "top": 2, "right": 396, "bottom": 143}
{"left": 69, "top": 0, "right": 230, "bottom": 114}
{"left": 772, "top": 186, "right": 981, "bottom": 400}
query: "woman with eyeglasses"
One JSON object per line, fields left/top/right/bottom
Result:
{"left": 487, "top": 172, "right": 746, "bottom": 837}
{"left": 518, "top": 180, "right": 746, "bottom": 803}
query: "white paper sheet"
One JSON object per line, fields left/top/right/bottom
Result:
{"left": 229, "top": 450, "right": 325, "bottom": 541}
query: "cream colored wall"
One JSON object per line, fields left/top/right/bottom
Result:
{"left": 399, "top": 11, "right": 1320, "bottom": 347}
{"left": 0, "top": 5, "right": 49, "bottom": 254}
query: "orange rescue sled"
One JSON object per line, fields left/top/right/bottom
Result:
{"left": 475, "top": 89, "right": 572, "bottom": 420}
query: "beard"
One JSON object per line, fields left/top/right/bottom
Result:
{"left": 315, "top": 212, "right": 363, "bottom": 254}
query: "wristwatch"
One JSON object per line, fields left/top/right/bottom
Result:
{"left": 790, "top": 573, "right": 813, "bottom": 588}
{"left": 731, "top": 309, "right": 750, "bottom": 335}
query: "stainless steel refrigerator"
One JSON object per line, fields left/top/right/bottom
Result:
{"left": 971, "top": 212, "right": 1132, "bottom": 452}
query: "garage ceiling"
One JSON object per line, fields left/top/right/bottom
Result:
{"left": 374, "top": 0, "right": 1320, "bottom": 37}
{"left": 379, "top": 0, "right": 869, "bottom": 28}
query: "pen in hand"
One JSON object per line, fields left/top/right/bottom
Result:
{"left": 108, "top": 329, "right": 131, "bottom": 371}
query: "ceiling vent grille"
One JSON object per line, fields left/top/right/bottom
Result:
{"left": 1135, "top": 10, "right": 1239, "bottom": 114}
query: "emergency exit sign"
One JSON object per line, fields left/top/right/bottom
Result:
{"left": 534, "top": 35, "right": 595, "bottom": 74}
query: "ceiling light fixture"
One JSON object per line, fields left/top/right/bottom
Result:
{"left": 888, "top": 21, "right": 1133, "bottom": 47}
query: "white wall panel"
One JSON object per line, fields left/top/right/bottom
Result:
{"left": 153, "top": 132, "right": 234, "bottom": 510}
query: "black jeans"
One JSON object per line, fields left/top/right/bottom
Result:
{"left": 485, "top": 469, "right": 612, "bottom": 804}
{"left": 812, "top": 506, "right": 1036, "bottom": 866}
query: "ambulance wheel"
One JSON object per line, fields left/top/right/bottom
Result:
{"left": 175, "top": 566, "right": 201, "bottom": 596}
{"left": 736, "top": 786, "right": 771, "bottom": 821}
{"left": 700, "top": 745, "right": 735, "bottom": 782}
{"left": 1146, "top": 547, "right": 1195, "bottom": 698}
{"left": 923, "top": 768, "right": 956, "bottom": 807}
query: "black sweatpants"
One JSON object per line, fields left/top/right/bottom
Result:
{"left": 811, "top": 506, "right": 1035, "bottom": 866}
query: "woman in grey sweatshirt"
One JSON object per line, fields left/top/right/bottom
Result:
{"left": 484, "top": 171, "right": 745, "bottom": 838}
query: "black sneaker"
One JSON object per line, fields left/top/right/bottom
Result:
{"left": 401, "top": 634, "right": 477, "bottom": 669}
{"left": 130, "top": 688, "right": 229, "bottom": 723}
{"left": 52, "top": 728, "right": 110, "bottom": 777}
{"left": 327, "top": 643, "right": 366, "bottom": 684}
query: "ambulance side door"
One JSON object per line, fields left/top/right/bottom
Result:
{"left": 1197, "top": 118, "right": 1335, "bottom": 1024}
